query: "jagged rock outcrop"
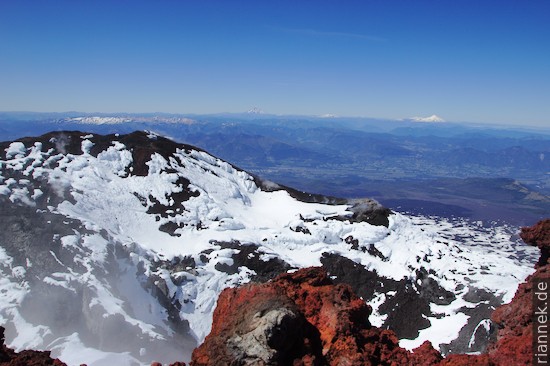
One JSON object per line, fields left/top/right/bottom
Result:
{"left": 520, "top": 218, "right": 550, "bottom": 267}
{"left": 190, "top": 267, "right": 443, "bottom": 366}
{"left": 0, "top": 326, "right": 67, "bottom": 366}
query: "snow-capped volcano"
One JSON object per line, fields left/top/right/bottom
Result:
{"left": 410, "top": 114, "right": 446, "bottom": 122}
{"left": 247, "top": 107, "right": 265, "bottom": 114}
{"left": 0, "top": 131, "right": 537, "bottom": 365}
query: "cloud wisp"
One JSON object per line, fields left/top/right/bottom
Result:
{"left": 273, "top": 26, "right": 386, "bottom": 42}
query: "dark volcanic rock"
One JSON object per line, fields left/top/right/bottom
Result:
{"left": 320, "top": 253, "right": 455, "bottom": 340}
{"left": 345, "top": 199, "right": 393, "bottom": 227}
{"left": 440, "top": 287, "right": 501, "bottom": 355}
{"left": 212, "top": 240, "right": 293, "bottom": 282}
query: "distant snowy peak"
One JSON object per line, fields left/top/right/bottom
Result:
{"left": 68, "top": 116, "right": 132, "bottom": 124}
{"left": 410, "top": 114, "right": 446, "bottom": 123}
{"left": 247, "top": 107, "right": 265, "bottom": 115}
{"left": 319, "top": 114, "right": 338, "bottom": 118}
{"left": 66, "top": 116, "right": 197, "bottom": 124}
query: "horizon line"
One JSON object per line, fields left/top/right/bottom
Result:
{"left": 0, "top": 110, "right": 548, "bottom": 131}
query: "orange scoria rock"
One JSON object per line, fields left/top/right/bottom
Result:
{"left": 191, "top": 267, "right": 442, "bottom": 366}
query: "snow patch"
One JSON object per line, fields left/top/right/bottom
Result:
{"left": 5, "top": 142, "right": 26, "bottom": 159}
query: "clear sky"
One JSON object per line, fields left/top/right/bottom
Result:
{"left": 1, "top": 0, "right": 549, "bottom": 127}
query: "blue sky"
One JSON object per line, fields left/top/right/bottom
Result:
{"left": 1, "top": 0, "right": 549, "bottom": 127}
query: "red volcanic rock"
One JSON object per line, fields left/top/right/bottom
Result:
{"left": 409, "top": 341, "right": 445, "bottom": 365}
{"left": 0, "top": 326, "right": 67, "bottom": 366}
{"left": 521, "top": 218, "right": 550, "bottom": 267}
{"left": 520, "top": 219, "right": 550, "bottom": 249}
{"left": 191, "top": 276, "right": 313, "bottom": 365}
{"left": 439, "top": 354, "right": 492, "bottom": 366}
{"left": 191, "top": 267, "right": 442, "bottom": 366}
{"left": 272, "top": 268, "right": 370, "bottom": 364}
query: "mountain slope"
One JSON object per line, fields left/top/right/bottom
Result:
{"left": 0, "top": 131, "right": 538, "bottom": 365}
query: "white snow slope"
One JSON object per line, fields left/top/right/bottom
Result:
{"left": 0, "top": 131, "right": 537, "bottom": 365}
